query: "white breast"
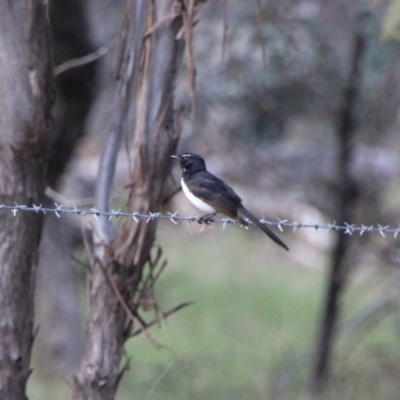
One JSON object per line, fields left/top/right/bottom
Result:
{"left": 181, "top": 178, "right": 216, "bottom": 214}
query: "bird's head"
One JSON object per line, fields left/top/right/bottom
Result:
{"left": 171, "top": 153, "right": 206, "bottom": 174}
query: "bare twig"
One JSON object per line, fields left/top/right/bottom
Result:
{"left": 104, "top": 267, "right": 156, "bottom": 345}
{"left": 54, "top": 38, "right": 117, "bottom": 76}
{"left": 144, "top": 360, "right": 175, "bottom": 400}
{"left": 162, "top": 185, "right": 182, "bottom": 205}
{"left": 183, "top": 0, "right": 197, "bottom": 118}
{"left": 221, "top": 0, "right": 228, "bottom": 61}
{"left": 104, "top": 266, "right": 193, "bottom": 374}
{"left": 254, "top": 0, "right": 266, "bottom": 70}
{"left": 144, "top": 13, "right": 179, "bottom": 38}
{"left": 130, "top": 301, "right": 194, "bottom": 337}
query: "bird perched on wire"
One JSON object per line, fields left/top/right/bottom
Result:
{"left": 171, "top": 153, "right": 289, "bottom": 251}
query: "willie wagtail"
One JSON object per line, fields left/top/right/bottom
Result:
{"left": 171, "top": 153, "right": 289, "bottom": 251}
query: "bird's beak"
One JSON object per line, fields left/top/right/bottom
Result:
{"left": 171, "top": 155, "right": 181, "bottom": 161}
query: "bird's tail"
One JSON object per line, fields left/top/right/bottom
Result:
{"left": 238, "top": 207, "right": 289, "bottom": 251}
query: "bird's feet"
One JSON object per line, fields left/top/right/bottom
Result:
{"left": 198, "top": 213, "right": 216, "bottom": 225}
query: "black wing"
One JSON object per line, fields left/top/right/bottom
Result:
{"left": 187, "top": 171, "right": 243, "bottom": 219}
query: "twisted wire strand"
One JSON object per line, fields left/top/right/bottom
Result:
{"left": 0, "top": 203, "right": 398, "bottom": 237}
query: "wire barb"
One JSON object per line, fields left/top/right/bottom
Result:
{"left": 0, "top": 203, "right": 398, "bottom": 238}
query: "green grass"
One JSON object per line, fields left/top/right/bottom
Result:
{"left": 118, "top": 226, "right": 322, "bottom": 400}
{"left": 28, "top": 223, "right": 400, "bottom": 399}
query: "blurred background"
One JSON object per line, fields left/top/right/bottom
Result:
{"left": 30, "top": 0, "right": 400, "bottom": 399}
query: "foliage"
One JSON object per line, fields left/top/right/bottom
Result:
{"left": 380, "top": 0, "right": 400, "bottom": 41}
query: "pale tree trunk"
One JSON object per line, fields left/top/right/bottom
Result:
{"left": 0, "top": 1, "right": 53, "bottom": 399}
{"left": 71, "top": 1, "right": 194, "bottom": 399}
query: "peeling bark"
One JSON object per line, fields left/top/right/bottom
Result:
{"left": 71, "top": 1, "right": 190, "bottom": 399}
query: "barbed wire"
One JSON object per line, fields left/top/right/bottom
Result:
{"left": 1, "top": 203, "right": 399, "bottom": 238}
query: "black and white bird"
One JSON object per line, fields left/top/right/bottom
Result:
{"left": 171, "top": 153, "right": 289, "bottom": 251}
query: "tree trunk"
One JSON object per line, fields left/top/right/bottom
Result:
{"left": 0, "top": 1, "right": 53, "bottom": 399}
{"left": 310, "top": 16, "right": 365, "bottom": 396}
{"left": 71, "top": 1, "right": 187, "bottom": 399}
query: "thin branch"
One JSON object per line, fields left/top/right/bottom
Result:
{"left": 144, "top": 13, "right": 179, "bottom": 38}
{"left": 45, "top": 185, "right": 129, "bottom": 208}
{"left": 162, "top": 185, "right": 181, "bottom": 205}
{"left": 254, "top": 0, "right": 266, "bottom": 70}
{"left": 221, "top": 0, "right": 228, "bottom": 61}
{"left": 54, "top": 37, "right": 117, "bottom": 76}
{"left": 130, "top": 301, "right": 194, "bottom": 337}
{"left": 144, "top": 360, "right": 174, "bottom": 400}
{"left": 104, "top": 266, "right": 194, "bottom": 373}
{"left": 183, "top": 0, "right": 197, "bottom": 118}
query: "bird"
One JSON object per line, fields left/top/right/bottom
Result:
{"left": 171, "top": 153, "right": 289, "bottom": 251}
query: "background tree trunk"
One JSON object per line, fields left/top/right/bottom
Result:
{"left": 35, "top": 0, "right": 97, "bottom": 376}
{"left": 48, "top": 0, "right": 97, "bottom": 187}
{"left": 310, "top": 16, "right": 366, "bottom": 396}
{"left": 0, "top": 1, "right": 53, "bottom": 399}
